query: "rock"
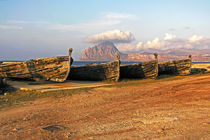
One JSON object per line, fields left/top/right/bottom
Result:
{"left": 42, "top": 125, "right": 68, "bottom": 132}
{"left": 23, "top": 117, "right": 27, "bottom": 121}
{"left": 80, "top": 41, "right": 128, "bottom": 61}
{"left": 190, "top": 68, "right": 207, "bottom": 74}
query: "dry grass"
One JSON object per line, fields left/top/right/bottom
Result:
{"left": 0, "top": 87, "right": 94, "bottom": 110}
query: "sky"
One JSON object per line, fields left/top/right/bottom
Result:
{"left": 0, "top": 0, "right": 210, "bottom": 60}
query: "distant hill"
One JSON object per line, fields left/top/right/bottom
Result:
{"left": 80, "top": 41, "right": 128, "bottom": 60}
{"left": 81, "top": 41, "right": 210, "bottom": 62}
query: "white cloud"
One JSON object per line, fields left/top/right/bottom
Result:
{"left": 117, "top": 44, "right": 136, "bottom": 52}
{"left": 0, "top": 25, "right": 22, "bottom": 30}
{"left": 86, "top": 29, "right": 135, "bottom": 43}
{"left": 8, "top": 20, "right": 49, "bottom": 24}
{"left": 104, "top": 12, "right": 138, "bottom": 20}
{"left": 143, "top": 38, "right": 166, "bottom": 50}
{"left": 189, "top": 35, "right": 205, "bottom": 42}
{"left": 5, "top": 13, "right": 138, "bottom": 33}
{"left": 136, "top": 42, "right": 143, "bottom": 49}
{"left": 50, "top": 20, "right": 121, "bottom": 32}
{"left": 118, "top": 34, "right": 210, "bottom": 52}
{"left": 164, "top": 33, "right": 176, "bottom": 40}
{"left": 49, "top": 12, "right": 138, "bottom": 32}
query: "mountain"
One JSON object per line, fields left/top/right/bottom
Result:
{"left": 81, "top": 42, "right": 210, "bottom": 62}
{"left": 81, "top": 41, "right": 128, "bottom": 60}
{"left": 126, "top": 48, "right": 210, "bottom": 62}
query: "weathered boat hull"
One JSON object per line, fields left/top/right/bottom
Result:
{"left": 0, "top": 77, "right": 4, "bottom": 88}
{"left": 68, "top": 59, "right": 120, "bottom": 82}
{"left": 120, "top": 60, "right": 158, "bottom": 79}
{"left": 158, "top": 55, "right": 192, "bottom": 76}
{"left": 120, "top": 53, "right": 158, "bottom": 79}
{"left": 0, "top": 49, "right": 72, "bottom": 82}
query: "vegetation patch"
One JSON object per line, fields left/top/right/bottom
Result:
{"left": 0, "top": 87, "right": 94, "bottom": 110}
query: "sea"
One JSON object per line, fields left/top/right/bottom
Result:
{"left": 72, "top": 61, "right": 140, "bottom": 66}
{"left": 0, "top": 60, "right": 140, "bottom": 66}
{"left": 1, "top": 60, "right": 210, "bottom": 66}
{"left": 73, "top": 61, "right": 210, "bottom": 66}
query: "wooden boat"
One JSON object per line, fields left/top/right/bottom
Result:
{"left": 68, "top": 56, "right": 120, "bottom": 82}
{"left": 0, "top": 48, "right": 73, "bottom": 82}
{"left": 0, "top": 77, "right": 4, "bottom": 87}
{"left": 158, "top": 55, "right": 192, "bottom": 76}
{"left": 120, "top": 53, "right": 159, "bottom": 79}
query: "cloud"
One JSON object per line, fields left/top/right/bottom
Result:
{"left": 143, "top": 38, "right": 166, "bottom": 50}
{"left": 186, "top": 35, "right": 210, "bottom": 49}
{"left": 117, "top": 34, "right": 210, "bottom": 52}
{"left": 169, "top": 28, "right": 176, "bottom": 32}
{"left": 104, "top": 12, "right": 138, "bottom": 20}
{"left": 189, "top": 35, "right": 205, "bottom": 42}
{"left": 164, "top": 33, "right": 176, "bottom": 40}
{"left": 117, "top": 44, "right": 137, "bottom": 52}
{"left": 50, "top": 12, "right": 138, "bottom": 32}
{"left": 50, "top": 20, "right": 121, "bottom": 32}
{"left": 184, "top": 26, "right": 191, "bottom": 30}
{"left": 6, "top": 13, "right": 138, "bottom": 33}
{"left": 86, "top": 29, "right": 135, "bottom": 43}
{"left": 0, "top": 25, "right": 22, "bottom": 30}
{"left": 136, "top": 42, "right": 143, "bottom": 49}
{"left": 8, "top": 20, "right": 49, "bottom": 24}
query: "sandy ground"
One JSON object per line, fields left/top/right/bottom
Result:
{"left": 6, "top": 79, "right": 110, "bottom": 93}
{"left": 0, "top": 74, "right": 210, "bottom": 139}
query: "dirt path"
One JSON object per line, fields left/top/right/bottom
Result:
{"left": 0, "top": 74, "right": 210, "bottom": 139}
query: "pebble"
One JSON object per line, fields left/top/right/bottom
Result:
{"left": 23, "top": 117, "right": 27, "bottom": 121}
